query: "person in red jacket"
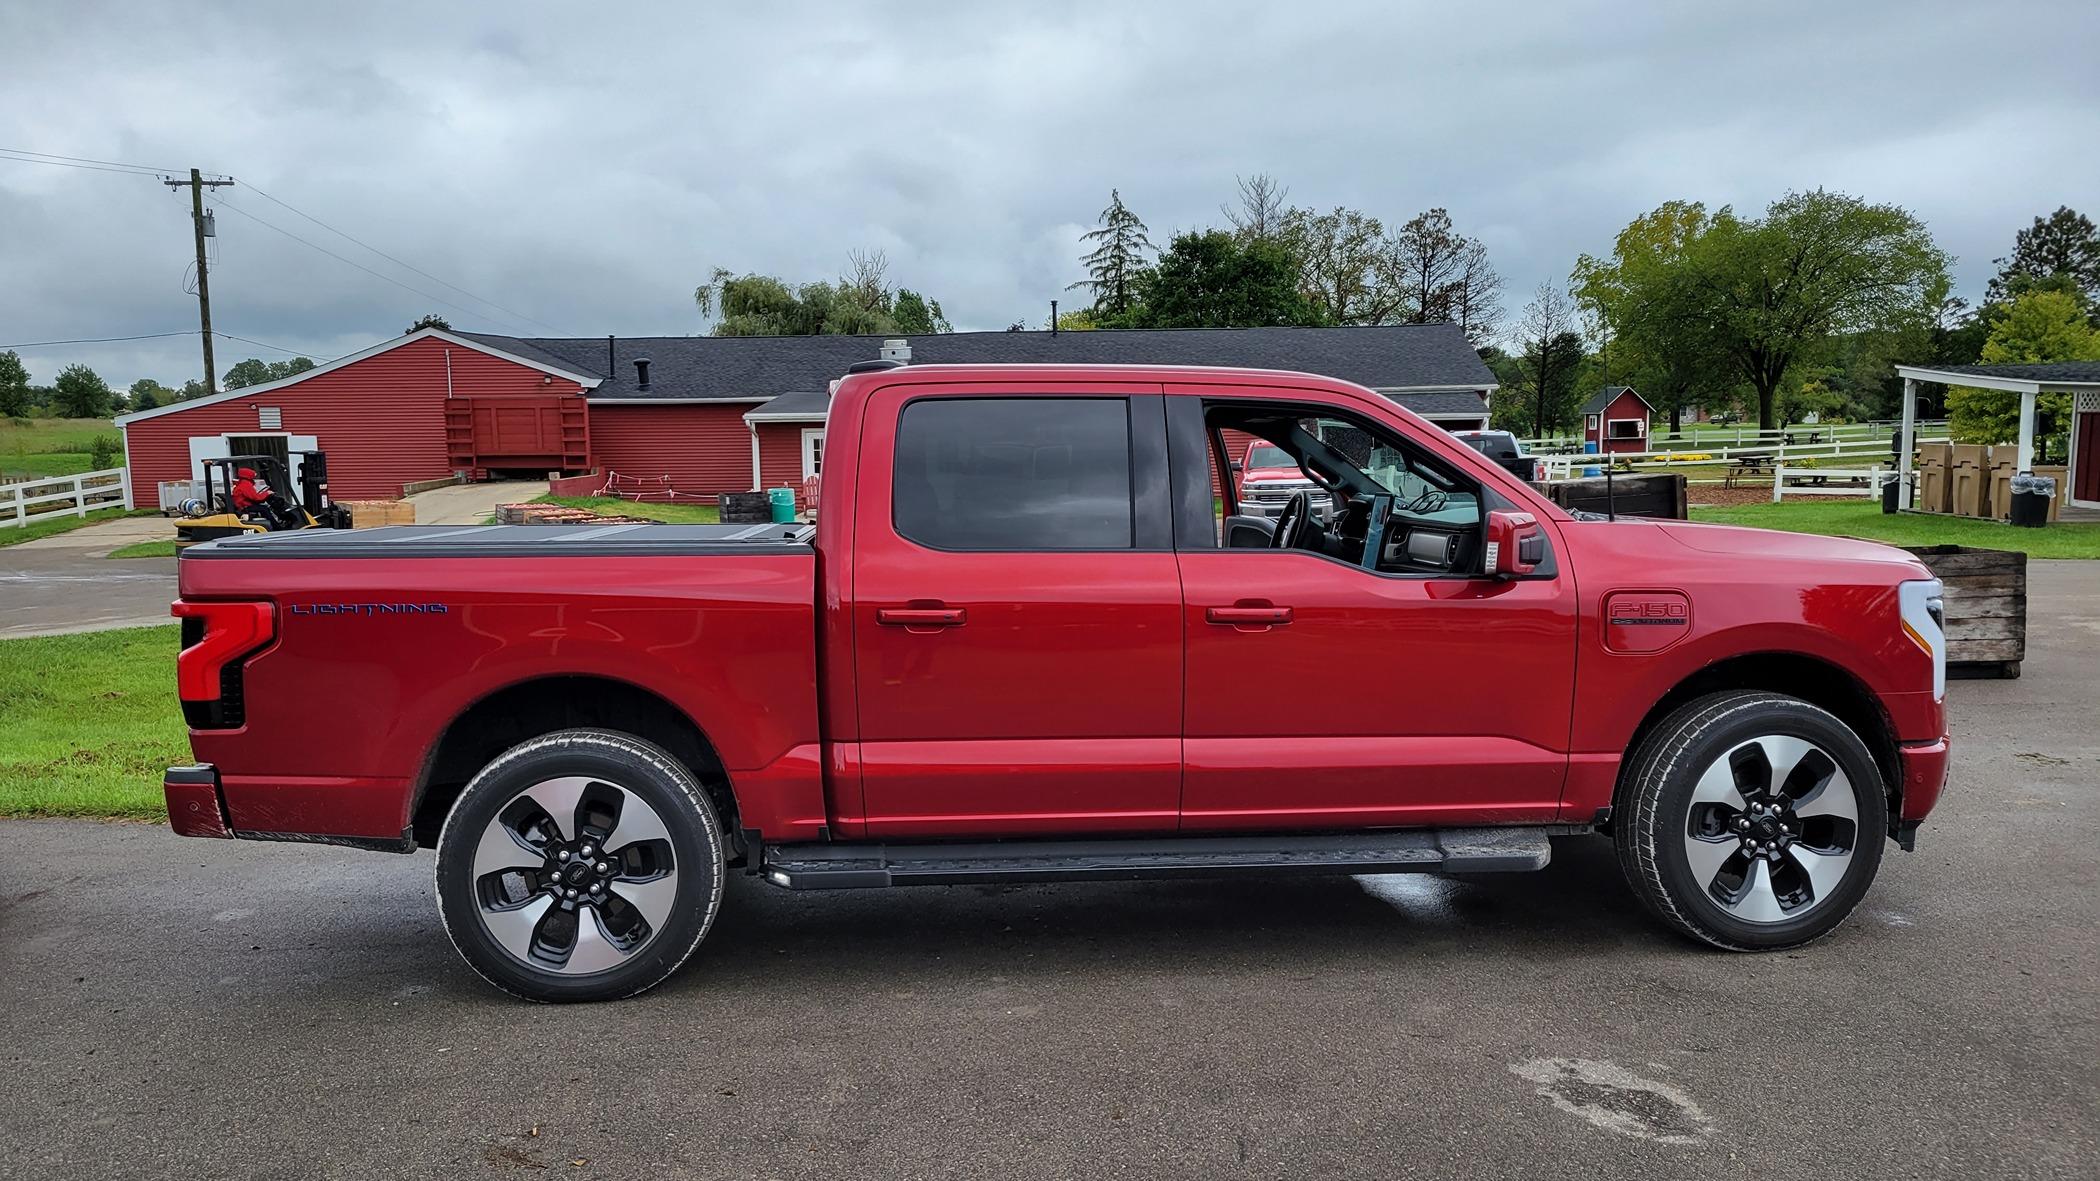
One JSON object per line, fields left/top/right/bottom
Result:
{"left": 230, "top": 467, "right": 293, "bottom": 529}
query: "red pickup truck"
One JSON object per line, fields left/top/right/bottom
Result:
{"left": 164, "top": 364, "right": 1950, "bottom": 1002}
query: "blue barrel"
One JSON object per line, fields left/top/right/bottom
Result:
{"left": 1582, "top": 440, "right": 1601, "bottom": 478}
{"left": 768, "top": 486, "right": 798, "bottom": 523}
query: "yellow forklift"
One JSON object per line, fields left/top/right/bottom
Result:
{"left": 175, "top": 451, "right": 354, "bottom": 549}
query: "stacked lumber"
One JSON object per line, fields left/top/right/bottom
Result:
{"left": 338, "top": 499, "right": 416, "bottom": 526}
{"left": 495, "top": 502, "right": 653, "bottom": 526}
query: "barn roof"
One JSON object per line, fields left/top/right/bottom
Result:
{"left": 462, "top": 323, "right": 1498, "bottom": 405}
{"left": 1579, "top": 385, "right": 1651, "bottom": 415}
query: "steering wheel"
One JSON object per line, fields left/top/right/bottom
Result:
{"left": 1272, "top": 491, "right": 1312, "bottom": 550}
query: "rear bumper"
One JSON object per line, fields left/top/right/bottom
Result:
{"left": 1898, "top": 737, "right": 1950, "bottom": 822}
{"left": 165, "top": 764, "right": 234, "bottom": 839}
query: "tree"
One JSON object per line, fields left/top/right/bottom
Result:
{"left": 892, "top": 289, "right": 951, "bottom": 334}
{"left": 1070, "top": 189, "right": 1156, "bottom": 318}
{"left": 1127, "top": 230, "right": 1324, "bottom": 329}
{"left": 222, "top": 357, "right": 316, "bottom": 390}
{"left": 1947, "top": 288, "right": 2100, "bottom": 449}
{"left": 1282, "top": 206, "right": 1406, "bottom": 325}
{"left": 52, "top": 364, "right": 113, "bottom": 418}
{"left": 1572, "top": 201, "right": 1727, "bottom": 435}
{"left": 1509, "top": 285, "right": 1584, "bottom": 438}
{"left": 1392, "top": 208, "right": 1466, "bottom": 325}
{"left": 696, "top": 255, "right": 950, "bottom": 336}
{"left": 1448, "top": 239, "right": 1503, "bottom": 346}
{"left": 1223, "top": 173, "right": 1291, "bottom": 242}
{"left": 0, "top": 350, "right": 29, "bottom": 418}
{"left": 128, "top": 379, "right": 174, "bottom": 411}
{"left": 407, "top": 314, "right": 452, "bottom": 334}
{"left": 1985, "top": 206, "right": 2100, "bottom": 313}
{"left": 178, "top": 378, "right": 211, "bottom": 401}
{"left": 1688, "top": 190, "right": 1947, "bottom": 429}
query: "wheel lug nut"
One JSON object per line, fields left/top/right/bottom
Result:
{"left": 580, "top": 844, "right": 594, "bottom": 857}
{"left": 595, "top": 860, "right": 609, "bottom": 873}
{"left": 565, "top": 887, "right": 578, "bottom": 899}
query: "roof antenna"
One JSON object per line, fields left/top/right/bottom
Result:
{"left": 1051, "top": 299, "right": 1058, "bottom": 336}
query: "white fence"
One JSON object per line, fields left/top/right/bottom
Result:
{"left": 1, "top": 468, "right": 129, "bottom": 529}
{"left": 1771, "top": 463, "right": 1886, "bottom": 502}
{"left": 1519, "top": 419, "right": 1949, "bottom": 453}
{"left": 1535, "top": 435, "right": 1950, "bottom": 483}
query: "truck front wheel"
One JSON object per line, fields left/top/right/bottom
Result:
{"left": 435, "top": 728, "right": 725, "bottom": 1002}
{"left": 1615, "top": 691, "right": 1887, "bottom": 950}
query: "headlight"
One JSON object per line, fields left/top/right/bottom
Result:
{"left": 1899, "top": 579, "right": 1946, "bottom": 702}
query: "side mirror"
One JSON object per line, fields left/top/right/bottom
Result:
{"left": 1229, "top": 460, "right": 1244, "bottom": 473}
{"left": 1487, "top": 510, "right": 1544, "bottom": 578}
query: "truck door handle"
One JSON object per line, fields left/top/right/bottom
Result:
{"left": 1206, "top": 605, "right": 1292, "bottom": 626}
{"left": 877, "top": 607, "right": 966, "bottom": 628}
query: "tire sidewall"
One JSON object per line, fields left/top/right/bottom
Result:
{"left": 436, "top": 730, "right": 723, "bottom": 1002}
{"left": 1647, "top": 697, "right": 1887, "bottom": 948}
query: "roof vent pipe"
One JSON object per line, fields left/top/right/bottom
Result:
{"left": 607, "top": 334, "right": 615, "bottom": 376}
{"left": 879, "top": 338, "right": 911, "bottom": 364}
{"left": 633, "top": 357, "right": 651, "bottom": 390}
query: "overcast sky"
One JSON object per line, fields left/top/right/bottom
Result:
{"left": 3, "top": 0, "right": 2096, "bottom": 390}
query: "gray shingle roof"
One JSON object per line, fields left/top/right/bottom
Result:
{"left": 460, "top": 323, "right": 1497, "bottom": 404}
{"left": 1920, "top": 362, "right": 2100, "bottom": 384}
{"left": 1579, "top": 385, "right": 1649, "bottom": 415}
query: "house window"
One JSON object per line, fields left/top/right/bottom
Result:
{"left": 257, "top": 407, "right": 282, "bottom": 430}
{"left": 1607, "top": 418, "right": 1645, "bottom": 440}
{"left": 1587, "top": 414, "right": 1601, "bottom": 431}
{"left": 801, "top": 428, "right": 824, "bottom": 480}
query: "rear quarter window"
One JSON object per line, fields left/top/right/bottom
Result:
{"left": 892, "top": 397, "right": 1135, "bottom": 550}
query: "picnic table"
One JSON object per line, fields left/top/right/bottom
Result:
{"left": 1782, "top": 430, "right": 1825, "bottom": 445}
{"left": 1723, "top": 452, "right": 1775, "bottom": 488}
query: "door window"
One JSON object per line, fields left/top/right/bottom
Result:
{"left": 893, "top": 398, "right": 1135, "bottom": 550}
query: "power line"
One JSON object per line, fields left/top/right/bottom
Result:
{"left": 208, "top": 195, "right": 536, "bottom": 333}
{"left": 0, "top": 331, "right": 198, "bottom": 349}
{"left": 238, "top": 180, "right": 567, "bottom": 335}
{"left": 0, "top": 147, "right": 194, "bottom": 176}
{"left": 213, "top": 331, "right": 309, "bottom": 357}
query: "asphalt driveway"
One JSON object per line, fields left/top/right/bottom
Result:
{"left": 2, "top": 564, "right": 2095, "bottom": 1179}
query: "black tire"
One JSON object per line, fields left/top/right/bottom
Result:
{"left": 1615, "top": 691, "right": 1887, "bottom": 950}
{"left": 435, "top": 728, "right": 724, "bottom": 1002}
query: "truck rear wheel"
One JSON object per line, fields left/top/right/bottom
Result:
{"left": 1615, "top": 691, "right": 1886, "bottom": 950}
{"left": 435, "top": 728, "right": 724, "bottom": 1002}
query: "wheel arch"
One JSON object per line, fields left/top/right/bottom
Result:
{"left": 409, "top": 675, "right": 744, "bottom": 859}
{"left": 1615, "top": 650, "right": 1902, "bottom": 820}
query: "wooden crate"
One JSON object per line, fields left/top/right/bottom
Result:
{"left": 337, "top": 499, "right": 416, "bottom": 526}
{"left": 1541, "top": 472, "right": 1686, "bottom": 519}
{"left": 1903, "top": 545, "right": 2025, "bottom": 678}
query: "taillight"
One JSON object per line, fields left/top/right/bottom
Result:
{"left": 171, "top": 600, "right": 274, "bottom": 728}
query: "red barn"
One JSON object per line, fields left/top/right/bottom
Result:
{"left": 1581, "top": 385, "right": 1652, "bottom": 455}
{"left": 118, "top": 324, "right": 1500, "bottom": 509}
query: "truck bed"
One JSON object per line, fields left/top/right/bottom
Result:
{"left": 181, "top": 522, "right": 814, "bottom": 559}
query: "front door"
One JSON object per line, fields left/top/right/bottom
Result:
{"left": 1169, "top": 390, "right": 1579, "bottom": 831}
{"left": 848, "top": 386, "right": 1182, "bottom": 837}
{"left": 2077, "top": 412, "right": 2100, "bottom": 504}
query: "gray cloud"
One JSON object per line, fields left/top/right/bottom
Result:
{"left": 3, "top": 0, "right": 2096, "bottom": 389}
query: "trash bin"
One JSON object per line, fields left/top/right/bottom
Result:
{"left": 2008, "top": 474, "right": 2054, "bottom": 528}
{"left": 767, "top": 486, "right": 798, "bottom": 523}
{"left": 1881, "top": 470, "right": 1901, "bottom": 514}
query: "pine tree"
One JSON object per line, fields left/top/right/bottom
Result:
{"left": 1070, "top": 189, "right": 1156, "bottom": 318}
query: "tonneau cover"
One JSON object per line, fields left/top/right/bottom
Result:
{"left": 182, "top": 523, "right": 815, "bottom": 559}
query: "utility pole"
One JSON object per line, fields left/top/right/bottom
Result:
{"left": 165, "top": 169, "right": 235, "bottom": 392}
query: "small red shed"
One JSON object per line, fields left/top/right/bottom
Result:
{"left": 1581, "top": 386, "right": 1652, "bottom": 455}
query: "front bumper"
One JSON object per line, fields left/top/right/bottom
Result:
{"left": 1897, "top": 737, "right": 1950, "bottom": 821}
{"left": 165, "top": 764, "right": 233, "bottom": 839}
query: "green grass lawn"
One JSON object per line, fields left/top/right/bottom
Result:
{"left": 536, "top": 494, "right": 721, "bottom": 524}
{"left": 0, "top": 626, "right": 188, "bottom": 819}
{"left": 1, "top": 417, "right": 121, "bottom": 482}
{"left": 1690, "top": 500, "right": 2100, "bottom": 559}
{"left": 0, "top": 507, "right": 151, "bottom": 548}
{"left": 109, "top": 539, "right": 178, "bottom": 559}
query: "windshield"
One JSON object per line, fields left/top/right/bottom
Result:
{"left": 1245, "top": 444, "right": 1298, "bottom": 470}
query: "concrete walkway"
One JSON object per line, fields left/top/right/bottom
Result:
{"left": 403, "top": 479, "right": 548, "bottom": 525}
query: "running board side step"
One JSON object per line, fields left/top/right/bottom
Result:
{"left": 760, "top": 827, "right": 1568, "bottom": 890}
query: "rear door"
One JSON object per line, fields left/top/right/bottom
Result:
{"left": 848, "top": 384, "right": 1182, "bottom": 837}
